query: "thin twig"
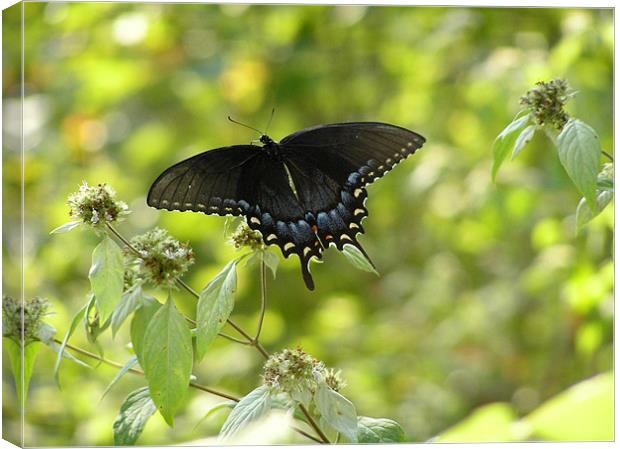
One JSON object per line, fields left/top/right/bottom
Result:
{"left": 106, "top": 224, "right": 326, "bottom": 443}
{"left": 254, "top": 253, "right": 267, "bottom": 342}
{"left": 57, "top": 339, "right": 239, "bottom": 401}
{"left": 602, "top": 150, "right": 614, "bottom": 162}
{"left": 57, "top": 339, "right": 324, "bottom": 443}
{"left": 299, "top": 404, "right": 331, "bottom": 444}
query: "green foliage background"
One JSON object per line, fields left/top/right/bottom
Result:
{"left": 2, "top": 3, "right": 613, "bottom": 445}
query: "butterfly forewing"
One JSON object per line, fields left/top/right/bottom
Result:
{"left": 147, "top": 145, "right": 261, "bottom": 215}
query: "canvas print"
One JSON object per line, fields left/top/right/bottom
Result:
{"left": 2, "top": 2, "right": 613, "bottom": 446}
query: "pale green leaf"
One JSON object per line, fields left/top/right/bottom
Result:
{"left": 341, "top": 244, "right": 379, "bottom": 276}
{"left": 557, "top": 119, "right": 601, "bottom": 209}
{"left": 524, "top": 372, "right": 613, "bottom": 441}
{"left": 54, "top": 303, "right": 88, "bottom": 386}
{"left": 130, "top": 296, "right": 161, "bottom": 366}
{"left": 113, "top": 386, "right": 157, "bottom": 446}
{"left": 436, "top": 402, "right": 518, "bottom": 442}
{"left": 89, "top": 236, "right": 124, "bottom": 323}
{"left": 262, "top": 250, "right": 279, "bottom": 278}
{"left": 102, "top": 356, "right": 139, "bottom": 399}
{"left": 43, "top": 339, "right": 91, "bottom": 369}
{"left": 511, "top": 125, "right": 536, "bottom": 160}
{"left": 111, "top": 285, "right": 145, "bottom": 337}
{"left": 575, "top": 190, "right": 613, "bottom": 231}
{"left": 36, "top": 322, "right": 57, "bottom": 344}
{"left": 219, "top": 385, "right": 271, "bottom": 441}
{"left": 357, "top": 416, "right": 405, "bottom": 443}
{"left": 4, "top": 338, "right": 39, "bottom": 406}
{"left": 50, "top": 221, "right": 82, "bottom": 234}
{"left": 142, "top": 295, "right": 193, "bottom": 426}
{"left": 196, "top": 260, "right": 237, "bottom": 361}
{"left": 194, "top": 400, "right": 237, "bottom": 429}
{"left": 492, "top": 112, "right": 531, "bottom": 181}
{"left": 314, "top": 383, "right": 358, "bottom": 442}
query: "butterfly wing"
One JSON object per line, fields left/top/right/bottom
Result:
{"left": 279, "top": 122, "right": 425, "bottom": 263}
{"left": 147, "top": 145, "right": 321, "bottom": 289}
{"left": 147, "top": 145, "right": 265, "bottom": 215}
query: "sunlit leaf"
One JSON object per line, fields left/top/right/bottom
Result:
{"left": 524, "top": 372, "right": 613, "bottom": 441}
{"left": 435, "top": 403, "right": 518, "bottom": 442}
{"left": 89, "top": 236, "right": 124, "bottom": 323}
{"left": 113, "top": 386, "right": 157, "bottom": 446}
{"left": 341, "top": 244, "right": 379, "bottom": 275}
{"left": 142, "top": 295, "right": 193, "bottom": 426}
{"left": 102, "top": 356, "right": 139, "bottom": 399}
{"left": 511, "top": 124, "right": 536, "bottom": 160}
{"left": 492, "top": 111, "right": 531, "bottom": 181}
{"left": 111, "top": 285, "right": 145, "bottom": 337}
{"left": 575, "top": 190, "right": 613, "bottom": 232}
{"left": 196, "top": 260, "right": 237, "bottom": 361}
{"left": 194, "top": 400, "right": 237, "bottom": 429}
{"left": 357, "top": 416, "right": 405, "bottom": 443}
{"left": 314, "top": 382, "right": 358, "bottom": 442}
{"left": 130, "top": 296, "right": 161, "bottom": 366}
{"left": 4, "top": 338, "right": 39, "bottom": 406}
{"left": 50, "top": 221, "right": 82, "bottom": 234}
{"left": 219, "top": 385, "right": 271, "bottom": 441}
{"left": 557, "top": 119, "right": 601, "bottom": 209}
{"left": 54, "top": 303, "right": 88, "bottom": 386}
{"left": 262, "top": 250, "right": 279, "bottom": 278}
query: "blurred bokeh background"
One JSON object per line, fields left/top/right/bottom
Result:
{"left": 2, "top": 3, "right": 613, "bottom": 446}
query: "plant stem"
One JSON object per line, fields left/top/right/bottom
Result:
{"left": 254, "top": 254, "right": 267, "bottom": 342}
{"left": 55, "top": 339, "right": 239, "bottom": 401}
{"left": 602, "top": 150, "right": 614, "bottom": 162}
{"left": 299, "top": 404, "right": 331, "bottom": 444}
{"left": 57, "top": 339, "right": 325, "bottom": 443}
{"left": 105, "top": 224, "right": 259, "bottom": 349}
{"left": 106, "top": 224, "right": 326, "bottom": 443}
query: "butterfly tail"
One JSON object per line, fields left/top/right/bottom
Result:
{"left": 300, "top": 261, "right": 315, "bottom": 291}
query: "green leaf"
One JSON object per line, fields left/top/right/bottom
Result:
{"left": 511, "top": 124, "right": 536, "bottom": 160}
{"left": 4, "top": 338, "right": 39, "bottom": 406}
{"left": 130, "top": 296, "right": 161, "bottom": 366}
{"left": 262, "top": 250, "right": 279, "bottom": 278}
{"left": 523, "top": 371, "right": 613, "bottom": 441}
{"left": 314, "top": 383, "right": 358, "bottom": 442}
{"left": 54, "top": 303, "right": 88, "bottom": 386}
{"left": 557, "top": 119, "right": 601, "bottom": 209}
{"left": 89, "top": 236, "right": 124, "bottom": 323}
{"left": 341, "top": 244, "right": 379, "bottom": 276}
{"left": 84, "top": 293, "right": 111, "bottom": 347}
{"left": 436, "top": 402, "right": 518, "bottom": 442}
{"left": 102, "top": 356, "right": 139, "bottom": 399}
{"left": 575, "top": 190, "right": 613, "bottom": 231}
{"left": 113, "top": 386, "right": 157, "bottom": 446}
{"left": 50, "top": 220, "right": 82, "bottom": 234}
{"left": 195, "top": 260, "right": 237, "bottom": 361}
{"left": 492, "top": 111, "right": 531, "bottom": 181}
{"left": 194, "top": 400, "right": 237, "bottom": 429}
{"left": 357, "top": 416, "right": 405, "bottom": 443}
{"left": 142, "top": 295, "right": 193, "bottom": 426}
{"left": 111, "top": 285, "right": 145, "bottom": 337}
{"left": 219, "top": 385, "right": 271, "bottom": 441}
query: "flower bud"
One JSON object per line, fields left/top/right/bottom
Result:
{"left": 230, "top": 222, "right": 264, "bottom": 251}
{"left": 126, "top": 228, "right": 194, "bottom": 287}
{"left": 520, "top": 79, "right": 573, "bottom": 130}
{"left": 67, "top": 182, "right": 128, "bottom": 227}
{"left": 2, "top": 296, "right": 50, "bottom": 345}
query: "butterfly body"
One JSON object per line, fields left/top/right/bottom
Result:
{"left": 147, "top": 122, "right": 425, "bottom": 290}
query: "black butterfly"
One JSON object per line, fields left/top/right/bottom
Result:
{"left": 147, "top": 122, "right": 425, "bottom": 290}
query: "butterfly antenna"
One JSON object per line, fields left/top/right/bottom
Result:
{"left": 227, "top": 116, "right": 263, "bottom": 135}
{"left": 265, "top": 108, "right": 276, "bottom": 134}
